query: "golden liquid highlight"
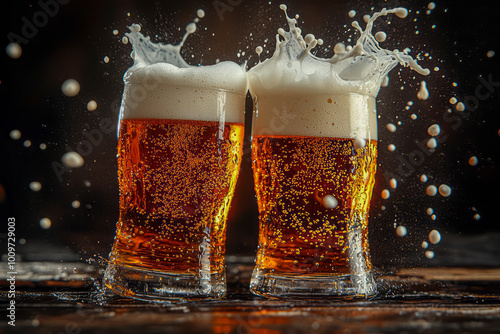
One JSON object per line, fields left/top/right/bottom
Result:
{"left": 110, "top": 118, "right": 244, "bottom": 275}
{"left": 252, "top": 135, "right": 377, "bottom": 276}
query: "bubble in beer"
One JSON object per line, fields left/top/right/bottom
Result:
{"left": 10, "top": 129, "right": 21, "bottom": 140}
{"left": 29, "top": 182, "right": 42, "bottom": 192}
{"left": 348, "top": 10, "right": 356, "bottom": 18}
{"left": 429, "top": 229, "right": 441, "bottom": 244}
{"left": 426, "top": 208, "right": 434, "bottom": 215}
{"left": 375, "top": 31, "right": 387, "bottom": 42}
{"left": 426, "top": 185, "right": 437, "bottom": 196}
{"left": 72, "top": 200, "right": 81, "bottom": 208}
{"left": 469, "top": 156, "right": 478, "bottom": 166}
{"left": 427, "top": 124, "right": 440, "bottom": 136}
{"left": 104, "top": 56, "right": 110, "bottom": 63}
{"left": 474, "top": 213, "right": 481, "bottom": 220}
{"left": 87, "top": 100, "right": 97, "bottom": 111}
{"left": 40, "top": 218, "right": 51, "bottom": 229}
{"left": 390, "top": 178, "right": 397, "bottom": 189}
{"left": 422, "top": 241, "right": 429, "bottom": 249}
{"left": 6, "top": 43, "right": 22, "bottom": 59}
{"left": 395, "top": 7, "right": 408, "bottom": 18}
{"left": 388, "top": 144, "right": 396, "bottom": 151}
{"left": 197, "top": 9, "right": 205, "bottom": 18}
{"left": 427, "top": 138, "right": 437, "bottom": 149}
{"left": 396, "top": 226, "right": 407, "bottom": 237}
{"left": 354, "top": 138, "right": 366, "bottom": 149}
{"left": 439, "top": 184, "right": 452, "bottom": 197}
{"left": 425, "top": 250, "right": 435, "bottom": 259}
{"left": 386, "top": 123, "right": 397, "bottom": 132}
{"left": 428, "top": 2, "right": 436, "bottom": 10}
{"left": 62, "top": 152, "right": 84, "bottom": 168}
{"left": 417, "top": 81, "right": 429, "bottom": 100}
{"left": 420, "top": 174, "right": 428, "bottom": 183}
{"left": 381, "top": 189, "right": 390, "bottom": 200}
{"left": 323, "top": 195, "right": 338, "bottom": 209}
{"left": 449, "top": 97, "right": 457, "bottom": 104}
{"left": 113, "top": 29, "right": 119, "bottom": 35}
{"left": 487, "top": 50, "right": 495, "bottom": 58}
{"left": 61, "top": 79, "right": 80, "bottom": 97}
{"left": 456, "top": 102, "right": 465, "bottom": 111}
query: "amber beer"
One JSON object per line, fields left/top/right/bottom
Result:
{"left": 104, "top": 60, "right": 247, "bottom": 301}
{"left": 250, "top": 93, "right": 378, "bottom": 298}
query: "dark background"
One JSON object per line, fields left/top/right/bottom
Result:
{"left": 1, "top": 0, "right": 499, "bottom": 270}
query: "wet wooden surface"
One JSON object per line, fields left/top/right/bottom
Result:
{"left": 1, "top": 257, "right": 500, "bottom": 333}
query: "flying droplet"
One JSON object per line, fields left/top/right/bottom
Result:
{"left": 62, "top": 152, "right": 84, "bottom": 168}
{"left": 396, "top": 226, "right": 407, "bottom": 237}
{"left": 375, "top": 31, "right": 387, "bottom": 42}
{"left": 10, "top": 129, "right": 21, "bottom": 140}
{"left": 420, "top": 174, "right": 428, "bottom": 183}
{"left": 381, "top": 189, "right": 390, "bottom": 200}
{"left": 438, "top": 184, "right": 452, "bottom": 197}
{"left": 417, "top": 81, "right": 429, "bottom": 100}
{"left": 348, "top": 10, "right": 356, "bottom": 18}
{"left": 425, "top": 250, "right": 434, "bottom": 259}
{"left": 72, "top": 200, "right": 81, "bottom": 208}
{"left": 386, "top": 123, "right": 397, "bottom": 132}
{"left": 427, "top": 124, "right": 440, "bottom": 136}
{"left": 427, "top": 138, "right": 437, "bottom": 149}
{"left": 197, "top": 9, "right": 205, "bottom": 18}
{"left": 429, "top": 229, "right": 441, "bottom": 244}
{"left": 29, "top": 182, "right": 42, "bottom": 192}
{"left": 426, "top": 185, "right": 437, "bottom": 196}
{"left": 87, "top": 100, "right": 98, "bottom": 111}
{"left": 468, "top": 156, "right": 478, "bottom": 166}
{"left": 61, "top": 79, "right": 80, "bottom": 97}
{"left": 40, "top": 218, "right": 51, "bottom": 229}
{"left": 6, "top": 43, "right": 22, "bottom": 59}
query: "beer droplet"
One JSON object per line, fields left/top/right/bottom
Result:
{"left": 417, "top": 81, "right": 429, "bottom": 100}
{"left": 426, "top": 208, "right": 434, "bottom": 215}
{"left": 420, "top": 174, "right": 428, "bottom": 183}
{"left": 72, "top": 200, "right": 81, "bottom": 208}
{"left": 427, "top": 138, "right": 437, "bottom": 149}
{"left": 348, "top": 10, "right": 356, "bottom": 18}
{"left": 363, "top": 15, "right": 371, "bottom": 23}
{"left": 375, "top": 31, "right": 387, "bottom": 42}
{"left": 431, "top": 214, "right": 437, "bottom": 221}
{"left": 422, "top": 241, "right": 429, "bottom": 249}
{"left": 439, "top": 184, "right": 452, "bottom": 197}
{"left": 113, "top": 29, "right": 119, "bottom": 35}
{"left": 390, "top": 178, "right": 397, "bottom": 189}
{"left": 388, "top": 144, "right": 396, "bottom": 151}
{"left": 6, "top": 43, "right": 22, "bottom": 59}
{"left": 386, "top": 123, "right": 397, "bottom": 132}
{"left": 62, "top": 152, "right": 84, "bottom": 168}
{"left": 425, "top": 250, "right": 435, "bottom": 259}
{"left": 395, "top": 8, "right": 408, "bottom": 19}
{"left": 323, "top": 195, "right": 338, "bottom": 209}
{"left": 40, "top": 218, "right": 52, "bottom": 229}
{"left": 429, "top": 229, "right": 441, "bottom": 244}
{"left": 381, "top": 189, "right": 390, "bottom": 199}
{"left": 487, "top": 50, "right": 495, "bottom": 58}
{"left": 468, "top": 156, "right": 478, "bottom": 166}
{"left": 426, "top": 185, "right": 437, "bottom": 196}
{"left": 449, "top": 97, "right": 457, "bottom": 104}
{"left": 10, "top": 129, "right": 21, "bottom": 140}
{"left": 428, "top": 2, "right": 436, "bottom": 10}
{"left": 122, "top": 36, "right": 129, "bottom": 44}
{"left": 24, "top": 140, "right": 31, "bottom": 147}
{"left": 255, "top": 46, "right": 263, "bottom": 56}
{"left": 456, "top": 102, "right": 465, "bottom": 111}
{"left": 87, "top": 100, "right": 98, "bottom": 111}
{"left": 474, "top": 213, "right": 481, "bottom": 220}
{"left": 197, "top": 9, "right": 205, "bottom": 18}
{"left": 411, "top": 114, "right": 417, "bottom": 120}
{"left": 61, "top": 79, "right": 80, "bottom": 97}
{"left": 427, "top": 124, "right": 440, "bottom": 136}
{"left": 104, "top": 56, "right": 110, "bottom": 63}
{"left": 131, "top": 24, "right": 141, "bottom": 32}
{"left": 396, "top": 226, "right": 407, "bottom": 237}
{"left": 354, "top": 138, "right": 366, "bottom": 148}
{"left": 29, "top": 182, "right": 42, "bottom": 192}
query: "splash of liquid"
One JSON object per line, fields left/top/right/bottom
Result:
{"left": 248, "top": 5, "right": 430, "bottom": 98}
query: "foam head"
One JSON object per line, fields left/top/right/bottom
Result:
{"left": 120, "top": 27, "right": 247, "bottom": 124}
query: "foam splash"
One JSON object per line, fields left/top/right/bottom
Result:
{"left": 248, "top": 5, "right": 430, "bottom": 98}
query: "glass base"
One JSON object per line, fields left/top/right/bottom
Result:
{"left": 104, "top": 263, "right": 226, "bottom": 302}
{"left": 250, "top": 268, "right": 377, "bottom": 300}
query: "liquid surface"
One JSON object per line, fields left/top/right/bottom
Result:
{"left": 252, "top": 135, "right": 377, "bottom": 276}
{"left": 110, "top": 119, "right": 244, "bottom": 275}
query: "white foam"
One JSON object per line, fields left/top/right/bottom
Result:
{"left": 252, "top": 93, "right": 377, "bottom": 139}
{"left": 120, "top": 28, "right": 247, "bottom": 123}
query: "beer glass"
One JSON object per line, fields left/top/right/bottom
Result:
{"left": 104, "top": 65, "right": 246, "bottom": 301}
{"left": 250, "top": 93, "right": 378, "bottom": 298}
